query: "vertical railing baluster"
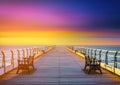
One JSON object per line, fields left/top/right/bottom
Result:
{"left": 88, "top": 48, "right": 90, "bottom": 57}
{"left": 94, "top": 49, "right": 97, "bottom": 59}
{"left": 30, "top": 48, "right": 31, "bottom": 56}
{"left": 10, "top": 50, "right": 14, "bottom": 68}
{"left": 84, "top": 48, "right": 86, "bottom": 55}
{"left": 91, "top": 49, "right": 93, "bottom": 58}
{"left": 114, "top": 51, "right": 118, "bottom": 68}
{"left": 39, "top": 48, "right": 40, "bottom": 54}
{"left": 38, "top": 48, "right": 39, "bottom": 54}
{"left": 88, "top": 48, "right": 89, "bottom": 57}
{"left": 37, "top": 48, "right": 38, "bottom": 54}
{"left": 22, "top": 49, "right": 25, "bottom": 58}
{"left": 32, "top": 48, "right": 34, "bottom": 55}
{"left": 1, "top": 51, "right": 6, "bottom": 73}
{"left": 36, "top": 48, "right": 38, "bottom": 54}
{"left": 31, "top": 48, "right": 34, "bottom": 56}
{"left": 105, "top": 50, "right": 108, "bottom": 65}
{"left": 36, "top": 48, "right": 37, "bottom": 54}
{"left": 31, "top": 48, "right": 33, "bottom": 56}
{"left": 26, "top": 48, "right": 28, "bottom": 57}
{"left": 84, "top": 48, "right": 87, "bottom": 56}
{"left": 81, "top": 48, "right": 83, "bottom": 54}
{"left": 1, "top": 52, "right": 4, "bottom": 68}
{"left": 99, "top": 50, "right": 102, "bottom": 61}
{"left": 99, "top": 50, "right": 102, "bottom": 68}
{"left": 28, "top": 48, "right": 29, "bottom": 56}
{"left": 17, "top": 49, "right": 20, "bottom": 60}
{"left": 113, "top": 51, "right": 118, "bottom": 73}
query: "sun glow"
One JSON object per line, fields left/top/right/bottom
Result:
{"left": 0, "top": 31, "right": 120, "bottom": 45}
{"left": 0, "top": 31, "right": 83, "bottom": 45}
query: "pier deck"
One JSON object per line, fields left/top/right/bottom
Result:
{"left": 0, "top": 46, "right": 120, "bottom": 85}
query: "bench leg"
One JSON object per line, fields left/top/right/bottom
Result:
{"left": 16, "top": 67, "right": 19, "bottom": 74}
{"left": 96, "top": 66, "right": 102, "bottom": 74}
{"left": 88, "top": 65, "right": 95, "bottom": 74}
{"left": 99, "top": 67, "right": 102, "bottom": 74}
{"left": 88, "top": 68, "right": 91, "bottom": 74}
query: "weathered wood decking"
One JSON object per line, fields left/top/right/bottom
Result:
{"left": 0, "top": 46, "right": 120, "bottom": 85}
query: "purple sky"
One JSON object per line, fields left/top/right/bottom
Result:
{"left": 0, "top": 0, "right": 120, "bottom": 33}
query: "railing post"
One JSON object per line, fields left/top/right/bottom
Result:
{"left": 26, "top": 48, "right": 28, "bottom": 57}
{"left": 30, "top": 48, "right": 33, "bottom": 56}
{"left": 28, "top": 48, "right": 30, "bottom": 56}
{"left": 87, "top": 48, "right": 89, "bottom": 57}
{"left": 1, "top": 51, "right": 6, "bottom": 73}
{"left": 81, "top": 48, "right": 83, "bottom": 54}
{"left": 32, "top": 48, "right": 34, "bottom": 55}
{"left": 113, "top": 51, "right": 118, "bottom": 73}
{"left": 37, "top": 47, "right": 38, "bottom": 54}
{"left": 94, "top": 49, "right": 97, "bottom": 59}
{"left": 83, "top": 48, "right": 86, "bottom": 55}
{"left": 22, "top": 49, "right": 25, "bottom": 58}
{"left": 114, "top": 51, "right": 118, "bottom": 68}
{"left": 91, "top": 49, "right": 93, "bottom": 58}
{"left": 36, "top": 48, "right": 38, "bottom": 54}
{"left": 29, "top": 48, "right": 31, "bottom": 56}
{"left": 10, "top": 50, "right": 14, "bottom": 68}
{"left": 17, "top": 49, "right": 20, "bottom": 60}
{"left": 99, "top": 50, "right": 102, "bottom": 60}
{"left": 39, "top": 48, "right": 40, "bottom": 54}
{"left": 79, "top": 47, "right": 81, "bottom": 53}
{"left": 105, "top": 50, "right": 108, "bottom": 65}
{"left": 82, "top": 48, "right": 84, "bottom": 54}
{"left": 88, "top": 48, "right": 90, "bottom": 56}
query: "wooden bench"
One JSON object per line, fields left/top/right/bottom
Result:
{"left": 16, "top": 55, "right": 35, "bottom": 74}
{"left": 84, "top": 55, "right": 102, "bottom": 74}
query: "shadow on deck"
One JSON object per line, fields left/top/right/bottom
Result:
{"left": 0, "top": 46, "right": 120, "bottom": 85}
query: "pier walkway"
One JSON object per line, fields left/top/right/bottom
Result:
{"left": 0, "top": 46, "right": 120, "bottom": 85}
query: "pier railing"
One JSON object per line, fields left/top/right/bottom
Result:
{"left": 67, "top": 46, "right": 120, "bottom": 76}
{"left": 0, "top": 46, "right": 54, "bottom": 76}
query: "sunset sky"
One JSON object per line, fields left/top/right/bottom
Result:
{"left": 0, "top": 0, "right": 120, "bottom": 45}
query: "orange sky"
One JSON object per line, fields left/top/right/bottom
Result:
{"left": 0, "top": 18, "right": 120, "bottom": 45}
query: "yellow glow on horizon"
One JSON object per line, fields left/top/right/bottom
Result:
{"left": 0, "top": 31, "right": 95, "bottom": 37}
{"left": 0, "top": 31, "right": 120, "bottom": 45}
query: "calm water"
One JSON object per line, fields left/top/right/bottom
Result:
{"left": 84, "top": 45, "right": 120, "bottom": 51}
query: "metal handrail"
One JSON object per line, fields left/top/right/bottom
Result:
{"left": 68, "top": 46, "right": 120, "bottom": 76}
{"left": 0, "top": 46, "right": 54, "bottom": 75}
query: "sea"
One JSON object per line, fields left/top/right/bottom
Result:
{"left": 84, "top": 45, "right": 120, "bottom": 51}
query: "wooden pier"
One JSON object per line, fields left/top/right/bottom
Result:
{"left": 0, "top": 46, "right": 120, "bottom": 85}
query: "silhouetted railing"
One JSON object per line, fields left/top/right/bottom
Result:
{"left": 0, "top": 46, "right": 54, "bottom": 75}
{"left": 67, "top": 46, "right": 120, "bottom": 76}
